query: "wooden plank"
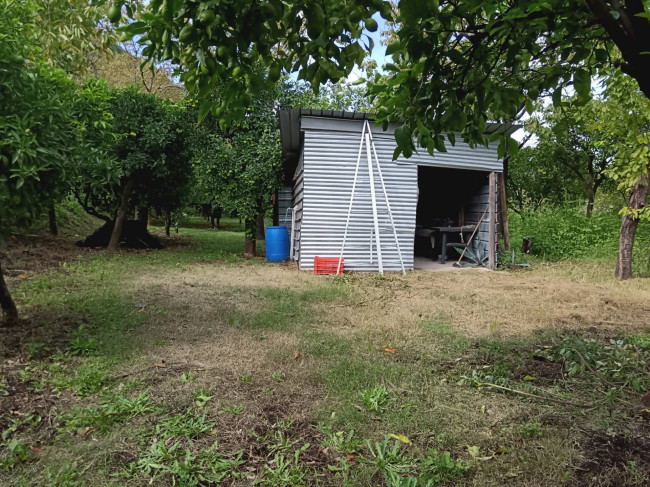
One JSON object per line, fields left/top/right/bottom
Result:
{"left": 488, "top": 172, "right": 497, "bottom": 269}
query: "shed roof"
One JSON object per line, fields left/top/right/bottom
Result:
{"left": 278, "top": 108, "right": 518, "bottom": 184}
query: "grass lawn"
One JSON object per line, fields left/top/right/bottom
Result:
{"left": 1, "top": 223, "right": 649, "bottom": 486}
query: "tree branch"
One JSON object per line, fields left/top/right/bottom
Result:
{"left": 74, "top": 190, "right": 112, "bottom": 222}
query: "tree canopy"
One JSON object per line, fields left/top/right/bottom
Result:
{"left": 369, "top": 1, "right": 650, "bottom": 157}
{"left": 513, "top": 98, "right": 621, "bottom": 216}
{"left": 111, "top": 0, "right": 392, "bottom": 125}
{"left": 0, "top": 0, "right": 104, "bottom": 241}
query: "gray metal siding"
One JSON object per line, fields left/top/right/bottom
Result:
{"left": 301, "top": 116, "right": 503, "bottom": 173}
{"left": 277, "top": 186, "right": 293, "bottom": 235}
{"left": 297, "top": 123, "right": 502, "bottom": 272}
{"left": 299, "top": 130, "right": 417, "bottom": 271}
{"left": 465, "top": 184, "right": 497, "bottom": 262}
{"left": 292, "top": 157, "right": 304, "bottom": 261}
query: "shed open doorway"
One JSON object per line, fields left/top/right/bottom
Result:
{"left": 414, "top": 167, "right": 491, "bottom": 270}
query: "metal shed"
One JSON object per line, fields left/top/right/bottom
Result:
{"left": 276, "top": 109, "right": 514, "bottom": 272}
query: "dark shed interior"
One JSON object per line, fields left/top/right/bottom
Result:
{"left": 415, "top": 167, "right": 490, "bottom": 260}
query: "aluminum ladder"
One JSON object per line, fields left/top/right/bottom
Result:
{"left": 337, "top": 120, "right": 406, "bottom": 275}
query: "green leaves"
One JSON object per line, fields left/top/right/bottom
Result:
{"left": 394, "top": 125, "right": 413, "bottom": 159}
{"left": 573, "top": 68, "right": 591, "bottom": 99}
{"left": 369, "top": 0, "right": 648, "bottom": 158}
{"left": 0, "top": 0, "right": 113, "bottom": 240}
{"left": 115, "top": 0, "right": 391, "bottom": 124}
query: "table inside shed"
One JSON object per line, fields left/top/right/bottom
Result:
{"left": 433, "top": 225, "right": 476, "bottom": 264}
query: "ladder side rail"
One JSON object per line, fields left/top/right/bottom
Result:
{"left": 365, "top": 127, "right": 384, "bottom": 274}
{"left": 368, "top": 129, "right": 406, "bottom": 275}
{"left": 337, "top": 120, "right": 367, "bottom": 275}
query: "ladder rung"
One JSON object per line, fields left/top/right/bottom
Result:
{"left": 348, "top": 209, "right": 389, "bottom": 214}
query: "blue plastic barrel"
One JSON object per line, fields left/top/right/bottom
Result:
{"left": 265, "top": 226, "right": 290, "bottom": 263}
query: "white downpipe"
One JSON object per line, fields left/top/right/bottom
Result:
{"left": 289, "top": 206, "right": 296, "bottom": 260}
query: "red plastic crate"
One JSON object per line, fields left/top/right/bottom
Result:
{"left": 314, "top": 256, "right": 344, "bottom": 275}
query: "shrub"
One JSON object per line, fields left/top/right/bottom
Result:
{"left": 509, "top": 205, "right": 622, "bottom": 259}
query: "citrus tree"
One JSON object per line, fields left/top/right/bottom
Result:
{"left": 74, "top": 87, "right": 193, "bottom": 249}
{"left": 1, "top": 0, "right": 114, "bottom": 324}
{"left": 188, "top": 81, "right": 285, "bottom": 257}
{"left": 368, "top": 0, "right": 650, "bottom": 279}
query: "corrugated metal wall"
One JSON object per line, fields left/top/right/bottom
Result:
{"left": 277, "top": 187, "right": 293, "bottom": 233}
{"left": 465, "top": 183, "right": 496, "bottom": 262}
{"left": 297, "top": 118, "right": 502, "bottom": 272}
{"left": 292, "top": 155, "right": 304, "bottom": 261}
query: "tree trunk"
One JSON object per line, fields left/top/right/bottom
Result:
{"left": 272, "top": 192, "right": 279, "bottom": 226}
{"left": 107, "top": 177, "right": 135, "bottom": 252}
{"left": 135, "top": 206, "right": 148, "bottom": 233}
{"left": 210, "top": 213, "right": 215, "bottom": 229}
{"left": 48, "top": 204, "right": 58, "bottom": 236}
{"left": 615, "top": 166, "right": 650, "bottom": 280}
{"left": 256, "top": 214, "right": 265, "bottom": 241}
{"left": 244, "top": 218, "right": 256, "bottom": 258}
{"left": 164, "top": 208, "right": 171, "bottom": 237}
{"left": 497, "top": 172, "right": 510, "bottom": 251}
{"left": 0, "top": 260, "right": 18, "bottom": 325}
{"left": 586, "top": 187, "right": 595, "bottom": 218}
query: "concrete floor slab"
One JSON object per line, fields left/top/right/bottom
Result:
{"left": 413, "top": 256, "right": 487, "bottom": 271}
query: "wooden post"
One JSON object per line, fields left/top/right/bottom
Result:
{"left": 488, "top": 172, "right": 497, "bottom": 269}
{"left": 497, "top": 172, "right": 510, "bottom": 251}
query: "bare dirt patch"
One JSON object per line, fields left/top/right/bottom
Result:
{"left": 575, "top": 431, "right": 650, "bottom": 487}
{"left": 0, "top": 358, "right": 73, "bottom": 449}
{"left": 1, "top": 233, "right": 194, "bottom": 281}
{"left": 0, "top": 310, "right": 85, "bottom": 361}
{"left": 512, "top": 358, "right": 565, "bottom": 385}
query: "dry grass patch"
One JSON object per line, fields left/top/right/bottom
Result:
{"left": 320, "top": 267, "right": 650, "bottom": 339}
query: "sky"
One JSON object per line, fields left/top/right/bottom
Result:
{"left": 346, "top": 14, "right": 390, "bottom": 82}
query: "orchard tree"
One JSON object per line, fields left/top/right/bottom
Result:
{"left": 368, "top": 0, "right": 650, "bottom": 279}
{"left": 600, "top": 72, "right": 650, "bottom": 278}
{"left": 189, "top": 81, "right": 284, "bottom": 257}
{"left": 521, "top": 99, "right": 619, "bottom": 217}
{"left": 1, "top": 0, "right": 113, "bottom": 324}
{"left": 26, "top": 0, "right": 117, "bottom": 233}
{"left": 188, "top": 75, "right": 363, "bottom": 257}
{"left": 75, "top": 87, "right": 192, "bottom": 249}
{"left": 507, "top": 145, "right": 584, "bottom": 214}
